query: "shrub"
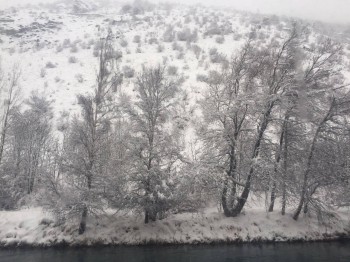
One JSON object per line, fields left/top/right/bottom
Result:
{"left": 133, "top": 35, "right": 141, "bottom": 43}
{"left": 163, "top": 25, "right": 175, "bottom": 42}
{"left": 46, "top": 61, "right": 56, "bottom": 69}
{"left": 56, "top": 44, "right": 63, "bottom": 53}
{"left": 215, "top": 36, "right": 225, "bottom": 44}
{"left": 233, "top": 33, "right": 241, "bottom": 41}
{"left": 196, "top": 74, "right": 208, "bottom": 82}
{"left": 120, "top": 38, "right": 128, "bottom": 47}
{"left": 191, "top": 44, "right": 201, "bottom": 59}
{"left": 70, "top": 45, "right": 78, "bottom": 53}
{"left": 148, "top": 37, "right": 158, "bottom": 45}
{"left": 167, "top": 65, "right": 178, "bottom": 75}
{"left": 157, "top": 44, "right": 164, "bottom": 53}
{"left": 172, "top": 42, "right": 183, "bottom": 52}
{"left": 184, "top": 15, "right": 191, "bottom": 24}
{"left": 177, "top": 52, "right": 184, "bottom": 60}
{"left": 75, "top": 74, "right": 84, "bottom": 83}
{"left": 69, "top": 56, "right": 78, "bottom": 63}
{"left": 63, "top": 38, "right": 71, "bottom": 48}
{"left": 40, "top": 68, "right": 46, "bottom": 78}
{"left": 88, "top": 39, "right": 95, "bottom": 46}
{"left": 123, "top": 65, "right": 135, "bottom": 78}
{"left": 177, "top": 28, "right": 198, "bottom": 43}
{"left": 93, "top": 49, "right": 99, "bottom": 57}
{"left": 209, "top": 48, "right": 226, "bottom": 64}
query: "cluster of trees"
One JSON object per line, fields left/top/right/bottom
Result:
{"left": 0, "top": 24, "right": 350, "bottom": 234}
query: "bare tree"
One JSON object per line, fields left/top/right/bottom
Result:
{"left": 60, "top": 32, "right": 122, "bottom": 234}
{"left": 125, "top": 65, "right": 184, "bottom": 223}
{"left": 198, "top": 40, "right": 260, "bottom": 217}
{"left": 0, "top": 62, "right": 20, "bottom": 165}
{"left": 292, "top": 37, "right": 348, "bottom": 220}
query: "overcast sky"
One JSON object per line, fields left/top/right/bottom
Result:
{"left": 1, "top": 0, "right": 350, "bottom": 24}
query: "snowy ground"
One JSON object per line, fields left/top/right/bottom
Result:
{"left": 1, "top": 1, "right": 350, "bottom": 248}
{"left": 1, "top": 200, "right": 349, "bottom": 247}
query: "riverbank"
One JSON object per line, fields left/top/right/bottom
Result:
{"left": 1, "top": 203, "right": 349, "bottom": 247}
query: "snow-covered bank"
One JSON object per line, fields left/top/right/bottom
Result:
{"left": 1, "top": 205, "right": 349, "bottom": 247}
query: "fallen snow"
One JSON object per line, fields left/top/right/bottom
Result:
{"left": 1, "top": 202, "right": 349, "bottom": 247}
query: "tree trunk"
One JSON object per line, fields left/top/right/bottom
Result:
{"left": 221, "top": 178, "right": 232, "bottom": 217}
{"left": 303, "top": 198, "right": 309, "bottom": 214}
{"left": 293, "top": 101, "right": 333, "bottom": 220}
{"left": 230, "top": 101, "right": 274, "bottom": 217}
{"left": 268, "top": 181, "right": 276, "bottom": 212}
{"left": 222, "top": 145, "right": 238, "bottom": 217}
{"left": 79, "top": 206, "right": 88, "bottom": 234}
{"left": 281, "top": 181, "right": 286, "bottom": 215}
{"left": 144, "top": 210, "right": 149, "bottom": 224}
{"left": 269, "top": 115, "right": 286, "bottom": 212}
{"left": 281, "top": 116, "right": 289, "bottom": 215}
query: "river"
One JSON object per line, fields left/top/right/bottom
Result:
{"left": 1, "top": 241, "right": 349, "bottom": 261}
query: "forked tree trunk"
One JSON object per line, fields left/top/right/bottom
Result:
{"left": 229, "top": 101, "right": 274, "bottom": 217}
{"left": 293, "top": 100, "right": 334, "bottom": 220}
{"left": 269, "top": 115, "right": 286, "bottom": 212}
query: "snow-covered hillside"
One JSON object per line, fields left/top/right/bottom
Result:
{"left": 1, "top": 0, "right": 350, "bottom": 247}
{"left": 1, "top": 0, "right": 349, "bottom": 126}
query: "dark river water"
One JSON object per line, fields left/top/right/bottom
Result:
{"left": 1, "top": 241, "right": 350, "bottom": 262}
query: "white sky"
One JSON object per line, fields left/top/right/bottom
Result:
{"left": 0, "top": 0, "right": 350, "bottom": 24}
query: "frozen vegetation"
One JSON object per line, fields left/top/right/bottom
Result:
{"left": 0, "top": 0, "right": 350, "bottom": 246}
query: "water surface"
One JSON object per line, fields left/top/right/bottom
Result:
{"left": 1, "top": 241, "right": 350, "bottom": 262}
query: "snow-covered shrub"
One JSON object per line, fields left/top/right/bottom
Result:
{"left": 69, "top": 56, "right": 78, "bottom": 63}
{"left": 123, "top": 65, "right": 135, "bottom": 78}
{"left": 205, "top": 23, "right": 222, "bottom": 36}
{"left": 172, "top": 41, "right": 183, "bottom": 52}
{"left": 209, "top": 48, "right": 226, "bottom": 64}
{"left": 133, "top": 35, "right": 141, "bottom": 43}
{"left": 56, "top": 44, "right": 63, "bottom": 53}
{"left": 40, "top": 68, "right": 46, "bottom": 78}
{"left": 177, "top": 28, "right": 198, "bottom": 43}
{"left": 163, "top": 25, "right": 175, "bottom": 42}
{"left": 93, "top": 49, "right": 99, "bottom": 57}
{"left": 148, "top": 37, "right": 158, "bottom": 45}
{"left": 46, "top": 61, "right": 56, "bottom": 68}
{"left": 191, "top": 44, "right": 202, "bottom": 59}
{"left": 157, "top": 44, "right": 164, "bottom": 53}
{"left": 120, "top": 38, "right": 128, "bottom": 47}
{"left": 88, "top": 39, "right": 94, "bottom": 47}
{"left": 70, "top": 45, "right": 79, "bottom": 53}
{"left": 63, "top": 38, "right": 71, "bottom": 48}
{"left": 93, "top": 40, "right": 103, "bottom": 57}
{"left": 215, "top": 36, "right": 225, "bottom": 44}
{"left": 8, "top": 47, "right": 16, "bottom": 55}
{"left": 233, "top": 33, "right": 242, "bottom": 41}
{"left": 121, "top": 4, "right": 132, "bottom": 13}
{"left": 177, "top": 51, "right": 184, "bottom": 60}
{"left": 75, "top": 73, "right": 84, "bottom": 83}
{"left": 196, "top": 73, "right": 208, "bottom": 82}
{"left": 167, "top": 65, "right": 178, "bottom": 75}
